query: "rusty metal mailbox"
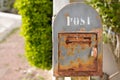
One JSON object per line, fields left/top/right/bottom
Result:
{"left": 53, "top": 3, "right": 103, "bottom": 77}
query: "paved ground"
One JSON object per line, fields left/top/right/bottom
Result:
{"left": 0, "top": 12, "right": 53, "bottom": 80}
{"left": 0, "top": 12, "right": 21, "bottom": 41}
{"left": 0, "top": 29, "right": 27, "bottom": 80}
{"left": 103, "top": 44, "right": 120, "bottom": 80}
{"left": 0, "top": 29, "right": 52, "bottom": 80}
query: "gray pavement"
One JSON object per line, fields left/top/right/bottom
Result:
{"left": 103, "top": 44, "right": 118, "bottom": 75}
{"left": 0, "top": 12, "right": 21, "bottom": 41}
{"left": 103, "top": 44, "right": 120, "bottom": 80}
{"left": 110, "top": 73, "right": 120, "bottom": 80}
{"left": 0, "top": 29, "right": 52, "bottom": 80}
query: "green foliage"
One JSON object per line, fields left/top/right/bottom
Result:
{"left": 87, "top": 0, "right": 120, "bottom": 33}
{"left": 14, "top": 0, "right": 52, "bottom": 70}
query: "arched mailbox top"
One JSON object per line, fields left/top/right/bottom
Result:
{"left": 53, "top": 3, "right": 102, "bottom": 32}
{"left": 53, "top": 3, "right": 103, "bottom": 77}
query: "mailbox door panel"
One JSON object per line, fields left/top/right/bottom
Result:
{"left": 58, "top": 33, "right": 98, "bottom": 72}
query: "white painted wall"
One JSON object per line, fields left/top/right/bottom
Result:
{"left": 53, "top": 0, "right": 85, "bottom": 15}
{"left": 53, "top": 0, "right": 69, "bottom": 15}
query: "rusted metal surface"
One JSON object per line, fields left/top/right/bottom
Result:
{"left": 58, "top": 32, "right": 98, "bottom": 72}
{"left": 53, "top": 3, "right": 103, "bottom": 77}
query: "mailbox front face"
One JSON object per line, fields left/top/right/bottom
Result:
{"left": 53, "top": 3, "right": 103, "bottom": 77}
{"left": 58, "top": 32, "right": 98, "bottom": 72}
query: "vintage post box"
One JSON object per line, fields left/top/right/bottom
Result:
{"left": 53, "top": 3, "right": 103, "bottom": 77}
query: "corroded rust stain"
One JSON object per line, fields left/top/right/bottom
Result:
{"left": 91, "top": 28, "right": 102, "bottom": 42}
{"left": 59, "top": 57, "right": 97, "bottom": 72}
{"left": 59, "top": 33, "right": 97, "bottom": 49}
{"left": 64, "top": 13, "right": 69, "bottom": 17}
{"left": 54, "top": 54, "right": 102, "bottom": 76}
